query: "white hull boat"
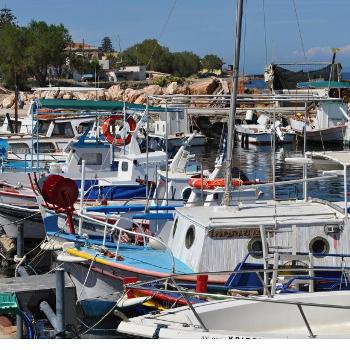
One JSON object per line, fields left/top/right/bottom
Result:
{"left": 117, "top": 290, "right": 350, "bottom": 338}
{"left": 289, "top": 99, "right": 350, "bottom": 143}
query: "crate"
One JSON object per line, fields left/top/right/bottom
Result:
{"left": 0, "top": 292, "right": 19, "bottom": 315}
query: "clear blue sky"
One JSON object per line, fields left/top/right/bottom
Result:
{"left": 3, "top": 0, "right": 350, "bottom": 73}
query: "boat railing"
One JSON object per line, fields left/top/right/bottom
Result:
{"left": 77, "top": 211, "right": 176, "bottom": 273}
{"left": 122, "top": 262, "right": 350, "bottom": 337}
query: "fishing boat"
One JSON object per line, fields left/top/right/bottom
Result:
{"left": 289, "top": 83, "right": 350, "bottom": 143}
{"left": 148, "top": 108, "right": 206, "bottom": 151}
{"left": 0, "top": 103, "right": 168, "bottom": 239}
{"left": 236, "top": 111, "right": 295, "bottom": 145}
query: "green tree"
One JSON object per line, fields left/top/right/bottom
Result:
{"left": 0, "top": 24, "right": 28, "bottom": 88}
{"left": 171, "top": 51, "right": 201, "bottom": 77}
{"left": 105, "top": 53, "right": 122, "bottom": 69}
{"left": 101, "top": 36, "right": 113, "bottom": 53}
{"left": 89, "top": 59, "right": 102, "bottom": 75}
{"left": 0, "top": 8, "right": 16, "bottom": 27}
{"left": 122, "top": 39, "right": 173, "bottom": 72}
{"left": 201, "top": 54, "right": 224, "bottom": 72}
{"left": 25, "top": 21, "right": 71, "bottom": 86}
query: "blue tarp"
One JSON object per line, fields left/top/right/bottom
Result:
{"left": 132, "top": 213, "right": 174, "bottom": 220}
{"left": 84, "top": 185, "right": 148, "bottom": 200}
{"left": 85, "top": 204, "right": 179, "bottom": 213}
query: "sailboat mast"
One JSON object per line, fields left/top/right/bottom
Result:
{"left": 223, "top": 0, "right": 244, "bottom": 206}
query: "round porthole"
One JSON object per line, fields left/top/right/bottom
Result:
{"left": 247, "top": 238, "right": 263, "bottom": 259}
{"left": 172, "top": 218, "right": 178, "bottom": 237}
{"left": 309, "top": 236, "right": 329, "bottom": 257}
{"left": 182, "top": 187, "right": 192, "bottom": 201}
{"left": 185, "top": 226, "right": 195, "bottom": 249}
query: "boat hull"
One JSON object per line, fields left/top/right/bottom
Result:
{"left": 117, "top": 290, "right": 350, "bottom": 338}
{"left": 289, "top": 118, "right": 347, "bottom": 143}
{"left": 236, "top": 127, "right": 295, "bottom": 144}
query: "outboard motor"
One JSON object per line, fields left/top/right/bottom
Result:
{"left": 274, "top": 120, "right": 284, "bottom": 141}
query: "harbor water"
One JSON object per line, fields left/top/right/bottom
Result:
{"left": 193, "top": 140, "right": 347, "bottom": 202}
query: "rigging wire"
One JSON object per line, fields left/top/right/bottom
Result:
{"left": 146, "top": 0, "right": 177, "bottom": 69}
{"left": 262, "top": 0, "right": 268, "bottom": 66}
{"left": 291, "top": 0, "right": 319, "bottom": 154}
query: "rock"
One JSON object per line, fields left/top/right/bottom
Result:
{"left": 26, "top": 94, "right": 35, "bottom": 102}
{"left": 189, "top": 78, "right": 219, "bottom": 95}
{"left": 87, "top": 91, "right": 97, "bottom": 100}
{"left": 0, "top": 86, "right": 10, "bottom": 94}
{"left": 0, "top": 316, "right": 12, "bottom": 328}
{"left": 62, "top": 93, "right": 73, "bottom": 100}
{"left": 108, "top": 85, "right": 123, "bottom": 99}
{"left": 58, "top": 91, "right": 65, "bottom": 99}
{"left": 0, "top": 325, "right": 16, "bottom": 338}
{"left": 165, "top": 82, "right": 178, "bottom": 95}
{"left": 134, "top": 94, "right": 147, "bottom": 105}
{"left": 73, "top": 92, "right": 88, "bottom": 100}
{"left": 1, "top": 94, "right": 15, "bottom": 108}
{"left": 127, "top": 90, "right": 143, "bottom": 103}
{"left": 96, "top": 90, "right": 106, "bottom": 101}
{"left": 143, "top": 85, "right": 163, "bottom": 96}
{"left": 175, "top": 85, "right": 190, "bottom": 95}
{"left": 46, "top": 90, "right": 60, "bottom": 99}
{"left": 0, "top": 235, "right": 15, "bottom": 258}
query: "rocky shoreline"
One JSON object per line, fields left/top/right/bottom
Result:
{"left": 0, "top": 77, "right": 238, "bottom": 109}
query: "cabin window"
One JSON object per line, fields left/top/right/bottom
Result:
{"left": 172, "top": 218, "right": 178, "bottom": 237}
{"left": 78, "top": 153, "right": 102, "bottom": 165}
{"left": 34, "top": 142, "right": 55, "bottom": 154}
{"left": 309, "top": 237, "right": 329, "bottom": 257}
{"left": 247, "top": 238, "right": 263, "bottom": 259}
{"left": 36, "top": 120, "right": 51, "bottom": 135}
{"left": 182, "top": 187, "right": 192, "bottom": 201}
{"left": 121, "top": 161, "right": 128, "bottom": 172}
{"left": 9, "top": 143, "right": 30, "bottom": 154}
{"left": 76, "top": 122, "right": 93, "bottom": 134}
{"left": 52, "top": 122, "right": 74, "bottom": 137}
{"left": 185, "top": 225, "right": 195, "bottom": 249}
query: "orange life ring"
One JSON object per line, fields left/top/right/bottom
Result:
{"left": 101, "top": 115, "right": 137, "bottom": 146}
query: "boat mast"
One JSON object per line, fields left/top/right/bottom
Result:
{"left": 222, "top": 0, "right": 244, "bottom": 206}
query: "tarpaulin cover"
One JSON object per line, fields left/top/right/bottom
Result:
{"left": 83, "top": 184, "right": 148, "bottom": 200}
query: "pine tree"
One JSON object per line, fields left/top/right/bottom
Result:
{"left": 101, "top": 36, "right": 113, "bottom": 53}
{"left": 0, "top": 8, "right": 16, "bottom": 27}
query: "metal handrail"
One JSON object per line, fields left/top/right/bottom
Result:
{"left": 77, "top": 212, "right": 176, "bottom": 273}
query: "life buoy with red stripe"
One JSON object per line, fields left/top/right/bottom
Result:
{"left": 102, "top": 115, "right": 137, "bottom": 146}
{"left": 188, "top": 178, "right": 264, "bottom": 190}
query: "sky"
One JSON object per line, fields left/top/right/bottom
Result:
{"left": 2, "top": 0, "right": 350, "bottom": 74}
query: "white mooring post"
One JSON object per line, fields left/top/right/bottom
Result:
{"left": 78, "top": 160, "right": 86, "bottom": 236}
{"left": 344, "top": 165, "right": 348, "bottom": 217}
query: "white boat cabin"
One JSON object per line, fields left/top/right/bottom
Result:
{"left": 163, "top": 200, "right": 349, "bottom": 273}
